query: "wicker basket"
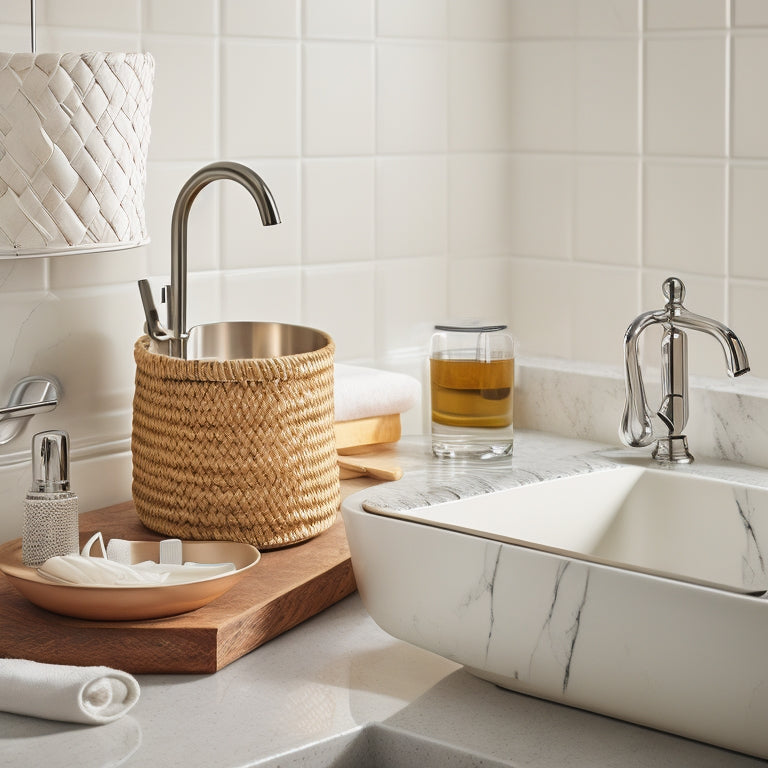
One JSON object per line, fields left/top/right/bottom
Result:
{"left": 131, "top": 333, "right": 340, "bottom": 549}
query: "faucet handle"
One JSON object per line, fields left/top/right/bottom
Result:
{"left": 662, "top": 276, "right": 685, "bottom": 306}
{"left": 137, "top": 279, "right": 172, "bottom": 342}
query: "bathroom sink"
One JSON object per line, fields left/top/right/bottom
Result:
{"left": 342, "top": 461, "right": 768, "bottom": 758}
{"left": 256, "top": 724, "right": 513, "bottom": 767}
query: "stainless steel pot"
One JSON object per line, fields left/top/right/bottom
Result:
{"left": 150, "top": 321, "right": 331, "bottom": 361}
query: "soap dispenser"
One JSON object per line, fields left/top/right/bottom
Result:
{"left": 22, "top": 430, "right": 80, "bottom": 567}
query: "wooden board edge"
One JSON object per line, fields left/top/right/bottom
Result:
{"left": 214, "top": 559, "right": 357, "bottom": 671}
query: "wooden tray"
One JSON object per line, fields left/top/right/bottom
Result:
{"left": 0, "top": 497, "right": 360, "bottom": 674}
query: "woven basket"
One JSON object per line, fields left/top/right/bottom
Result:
{"left": 131, "top": 334, "right": 340, "bottom": 550}
{"left": 0, "top": 52, "right": 153, "bottom": 256}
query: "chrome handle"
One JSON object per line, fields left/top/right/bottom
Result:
{"left": 138, "top": 279, "right": 172, "bottom": 342}
{"left": 0, "top": 375, "right": 61, "bottom": 445}
{"left": 620, "top": 309, "right": 665, "bottom": 447}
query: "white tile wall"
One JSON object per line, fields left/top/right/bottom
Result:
{"left": 504, "top": 0, "right": 768, "bottom": 382}
{"left": 3, "top": 0, "right": 768, "bottom": 540}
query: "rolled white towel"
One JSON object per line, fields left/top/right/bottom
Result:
{"left": 334, "top": 363, "right": 420, "bottom": 422}
{"left": 0, "top": 659, "right": 140, "bottom": 725}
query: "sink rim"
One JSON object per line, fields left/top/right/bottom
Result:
{"left": 356, "top": 463, "right": 768, "bottom": 597}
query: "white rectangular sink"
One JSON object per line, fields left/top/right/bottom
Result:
{"left": 342, "top": 462, "right": 768, "bottom": 759}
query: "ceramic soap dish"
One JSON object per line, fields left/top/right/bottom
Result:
{"left": 0, "top": 537, "right": 260, "bottom": 621}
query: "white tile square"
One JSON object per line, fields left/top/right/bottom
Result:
{"left": 576, "top": 0, "right": 639, "bottom": 36}
{"left": 643, "top": 162, "right": 726, "bottom": 276}
{"left": 0, "top": 260, "right": 46, "bottom": 292}
{"left": 0, "top": 27, "right": 31, "bottom": 51}
{"left": 732, "top": 36, "right": 768, "bottom": 158}
{"left": 303, "top": 43, "right": 374, "bottom": 156}
{"left": 729, "top": 280, "right": 768, "bottom": 379}
{"left": 508, "top": 257, "right": 572, "bottom": 359}
{"left": 507, "top": 0, "right": 576, "bottom": 38}
{"left": 734, "top": 0, "right": 768, "bottom": 26}
{"left": 144, "top": 162, "right": 219, "bottom": 276}
{"left": 303, "top": 0, "right": 374, "bottom": 39}
{"left": 375, "top": 257, "right": 447, "bottom": 354}
{"left": 222, "top": 41, "right": 300, "bottom": 157}
{"left": 448, "top": 42, "right": 509, "bottom": 152}
{"left": 220, "top": 160, "right": 300, "bottom": 269}
{"left": 731, "top": 165, "right": 768, "bottom": 280}
{"left": 506, "top": 154, "right": 572, "bottom": 260}
{"left": 146, "top": 0, "right": 216, "bottom": 35}
{"left": 0, "top": 291, "right": 53, "bottom": 398}
{"left": 222, "top": 0, "right": 299, "bottom": 37}
{"left": 43, "top": 285, "right": 145, "bottom": 424}
{"left": 448, "top": 0, "right": 510, "bottom": 39}
{"left": 220, "top": 268, "right": 301, "bottom": 324}
{"left": 185, "top": 271, "right": 223, "bottom": 327}
{"left": 302, "top": 263, "right": 375, "bottom": 360}
{"left": 508, "top": 41, "right": 575, "bottom": 152}
{"left": 570, "top": 264, "right": 638, "bottom": 368}
{"left": 376, "top": 0, "right": 447, "bottom": 38}
{"left": 49, "top": 247, "right": 148, "bottom": 289}
{"left": 376, "top": 155, "right": 447, "bottom": 259}
{"left": 447, "top": 256, "right": 511, "bottom": 327}
{"left": 377, "top": 42, "right": 448, "bottom": 154}
{"left": 40, "top": 29, "right": 141, "bottom": 53}
{"left": 2, "top": 1, "right": 33, "bottom": 24}
{"left": 645, "top": 0, "right": 727, "bottom": 29}
{"left": 574, "top": 158, "right": 640, "bottom": 266}
{"left": 644, "top": 37, "right": 726, "bottom": 157}
{"left": 449, "top": 154, "right": 513, "bottom": 257}
{"left": 144, "top": 36, "right": 217, "bottom": 161}
{"left": 575, "top": 40, "right": 639, "bottom": 154}
{"left": 44, "top": 0, "right": 140, "bottom": 30}
{"left": 303, "top": 159, "right": 374, "bottom": 263}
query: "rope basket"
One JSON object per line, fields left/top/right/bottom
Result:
{"left": 131, "top": 334, "right": 340, "bottom": 550}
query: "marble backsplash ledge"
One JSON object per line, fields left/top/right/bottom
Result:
{"left": 515, "top": 356, "right": 768, "bottom": 470}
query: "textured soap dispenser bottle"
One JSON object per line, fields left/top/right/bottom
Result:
{"left": 22, "top": 430, "right": 79, "bottom": 566}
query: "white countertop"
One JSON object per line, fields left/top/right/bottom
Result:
{"left": 2, "top": 431, "right": 767, "bottom": 767}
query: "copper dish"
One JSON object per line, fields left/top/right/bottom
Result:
{"left": 0, "top": 538, "right": 260, "bottom": 621}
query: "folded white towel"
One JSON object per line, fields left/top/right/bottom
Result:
{"left": 0, "top": 659, "right": 140, "bottom": 725}
{"left": 334, "top": 364, "right": 421, "bottom": 422}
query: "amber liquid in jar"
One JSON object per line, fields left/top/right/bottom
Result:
{"left": 430, "top": 356, "right": 514, "bottom": 429}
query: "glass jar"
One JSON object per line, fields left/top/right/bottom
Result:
{"left": 429, "top": 323, "right": 515, "bottom": 459}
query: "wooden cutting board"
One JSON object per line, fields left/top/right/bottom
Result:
{"left": 0, "top": 480, "right": 372, "bottom": 674}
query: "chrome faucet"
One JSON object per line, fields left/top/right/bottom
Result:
{"left": 138, "top": 161, "right": 280, "bottom": 359}
{"left": 620, "top": 276, "right": 750, "bottom": 464}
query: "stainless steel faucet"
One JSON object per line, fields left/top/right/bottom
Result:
{"left": 138, "top": 161, "right": 280, "bottom": 358}
{"left": 620, "top": 276, "right": 750, "bottom": 463}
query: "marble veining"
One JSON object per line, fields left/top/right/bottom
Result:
{"left": 362, "top": 451, "right": 617, "bottom": 516}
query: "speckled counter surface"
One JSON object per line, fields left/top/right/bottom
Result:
{"left": 2, "top": 431, "right": 767, "bottom": 768}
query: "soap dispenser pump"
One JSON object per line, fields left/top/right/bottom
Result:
{"left": 22, "top": 430, "right": 80, "bottom": 566}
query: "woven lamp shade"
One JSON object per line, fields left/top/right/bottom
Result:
{"left": 0, "top": 51, "right": 154, "bottom": 257}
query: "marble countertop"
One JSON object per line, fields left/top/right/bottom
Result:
{"left": 2, "top": 430, "right": 767, "bottom": 768}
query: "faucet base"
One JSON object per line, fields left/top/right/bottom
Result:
{"left": 652, "top": 435, "right": 694, "bottom": 464}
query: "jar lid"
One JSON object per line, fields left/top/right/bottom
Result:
{"left": 434, "top": 324, "right": 507, "bottom": 333}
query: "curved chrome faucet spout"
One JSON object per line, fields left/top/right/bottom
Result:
{"left": 138, "top": 161, "right": 281, "bottom": 358}
{"left": 169, "top": 162, "right": 280, "bottom": 358}
{"left": 620, "top": 277, "right": 750, "bottom": 464}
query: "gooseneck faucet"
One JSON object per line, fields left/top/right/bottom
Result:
{"left": 620, "top": 277, "right": 750, "bottom": 464}
{"left": 138, "top": 161, "right": 280, "bottom": 359}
